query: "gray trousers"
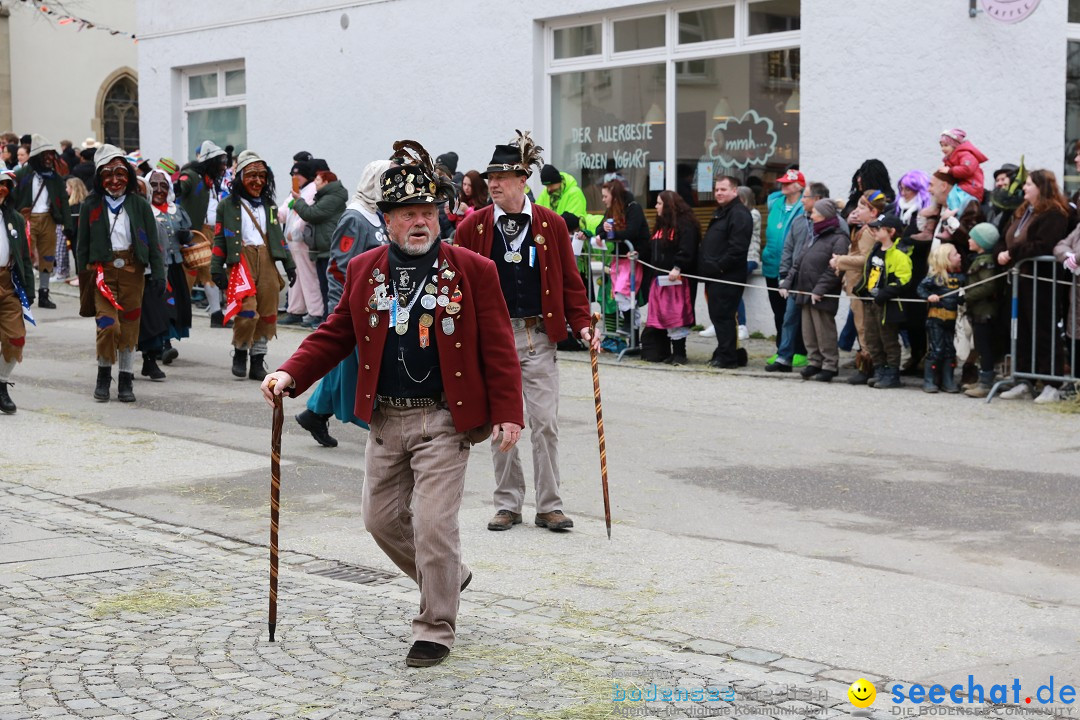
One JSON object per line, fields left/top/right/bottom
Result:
{"left": 492, "top": 322, "right": 563, "bottom": 515}
{"left": 802, "top": 305, "right": 840, "bottom": 372}
{"left": 364, "top": 404, "right": 472, "bottom": 647}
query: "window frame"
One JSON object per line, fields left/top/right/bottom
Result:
{"left": 180, "top": 61, "right": 247, "bottom": 158}
{"left": 542, "top": 0, "right": 800, "bottom": 191}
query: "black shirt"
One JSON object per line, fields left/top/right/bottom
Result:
{"left": 490, "top": 211, "right": 542, "bottom": 318}
{"left": 376, "top": 240, "right": 443, "bottom": 398}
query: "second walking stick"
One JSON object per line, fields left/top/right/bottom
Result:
{"left": 589, "top": 312, "right": 613, "bottom": 539}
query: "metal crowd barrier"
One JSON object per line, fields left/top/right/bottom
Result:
{"left": 582, "top": 238, "right": 640, "bottom": 362}
{"left": 988, "top": 255, "right": 1078, "bottom": 401}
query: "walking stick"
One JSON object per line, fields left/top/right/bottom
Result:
{"left": 267, "top": 379, "right": 284, "bottom": 641}
{"left": 589, "top": 313, "right": 613, "bottom": 539}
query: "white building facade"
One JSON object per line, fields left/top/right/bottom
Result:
{"left": 136, "top": 0, "right": 1078, "bottom": 329}
{"left": 4, "top": 0, "right": 137, "bottom": 148}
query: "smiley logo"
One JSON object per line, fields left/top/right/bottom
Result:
{"left": 848, "top": 678, "right": 876, "bottom": 708}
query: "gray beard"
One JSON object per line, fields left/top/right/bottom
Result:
{"left": 392, "top": 231, "right": 437, "bottom": 256}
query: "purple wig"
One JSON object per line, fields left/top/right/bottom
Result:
{"left": 897, "top": 170, "right": 932, "bottom": 210}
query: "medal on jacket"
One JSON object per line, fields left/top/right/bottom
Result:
{"left": 419, "top": 325, "right": 430, "bottom": 348}
{"left": 441, "top": 316, "right": 455, "bottom": 335}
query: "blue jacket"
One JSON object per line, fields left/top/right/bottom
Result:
{"left": 762, "top": 190, "right": 804, "bottom": 278}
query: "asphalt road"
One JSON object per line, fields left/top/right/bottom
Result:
{"left": 4, "top": 290, "right": 1079, "bottom": 691}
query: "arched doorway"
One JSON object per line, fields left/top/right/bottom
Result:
{"left": 100, "top": 73, "right": 139, "bottom": 151}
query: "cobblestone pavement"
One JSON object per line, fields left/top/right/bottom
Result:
{"left": 3, "top": 481, "right": 1070, "bottom": 720}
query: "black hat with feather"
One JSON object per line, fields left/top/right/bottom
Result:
{"left": 377, "top": 139, "right": 456, "bottom": 211}
{"left": 481, "top": 130, "right": 544, "bottom": 179}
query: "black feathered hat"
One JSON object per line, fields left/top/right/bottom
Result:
{"left": 378, "top": 140, "right": 456, "bottom": 211}
{"left": 481, "top": 130, "right": 544, "bottom": 178}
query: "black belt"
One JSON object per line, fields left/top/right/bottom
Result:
{"left": 376, "top": 393, "right": 444, "bottom": 409}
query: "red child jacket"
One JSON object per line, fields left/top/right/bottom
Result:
{"left": 454, "top": 203, "right": 592, "bottom": 343}
{"left": 279, "top": 242, "right": 524, "bottom": 432}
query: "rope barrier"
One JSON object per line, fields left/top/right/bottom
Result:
{"left": 629, "top": 256, "right": 1015, "bottom": 304}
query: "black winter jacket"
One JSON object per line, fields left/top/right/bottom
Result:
{"left": 699, "top": 201, "right": 753, "bottom": 281}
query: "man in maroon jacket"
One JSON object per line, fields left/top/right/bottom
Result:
{"left": 455, "top": 132, "right": 600, "bottom": 534}
{"left": 261, "top": 141, "right": 524, "bottom": 669}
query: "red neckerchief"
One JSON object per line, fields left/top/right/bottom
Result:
{"left": 153, "top": 202, "right": 168, "bottom": 214}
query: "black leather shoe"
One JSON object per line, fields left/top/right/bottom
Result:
{"left": 295, "top": 410, "right": 338, "bottom": 448}
{"left": 406, "top": 641, "right": 450, "bottom": 668}
{"left": 800, "top": 365, "right": 822, "bottom": 380}
{"left": 812, "top": 369, "right": 837, "bottom": 382}
{"left": 0, "top": 382, "right": 15, "bottom": 414}
{"left": 764, "top": 361, "right": 792, "bottom": 373}
{"left": 277, "top": 312, "right": 305, "bottom": 325}
{"left": 210, "top": 311, "right": 225, "bottom": 328}
{"left": 162, "top": 345, "right": 179, "bottom": 365}
{"left": 231, "top": 349, "right": 247, "bottom": 378}
{"left": 37, "top": 289, "right": 56, "bottom": 309}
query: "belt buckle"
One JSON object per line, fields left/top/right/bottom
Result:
{"left": 112, "top": 258, "right": 125, "bottom": 269}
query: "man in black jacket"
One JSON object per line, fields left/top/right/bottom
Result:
{"left": 700, "top": 175, "right": 753, "bottom": 368}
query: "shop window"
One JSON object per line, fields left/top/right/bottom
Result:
{"left": 183, "top": 64, "right": 246, "bottom": 159}
{"left": 1071, "top": 0, "right": 1080, "bottom": 23}
{"left": 613, "top": 16, "right": 666, "bottom": 53}
{"left": 675, "top": 51, "right": 799, "bottom": 207}
{"left": 678, "top": 6, "right": 735, "bottom": 44}
{"left": 748, "top": 0, "right": 800, "bottom": 35}
{"left": 554, "top": 24, "right": 601, "bottom": 59}
{"left": 1065, "top": 41, "right": 1080, "bottom": 194}
{"left": 551, "top": 63, "right": 667, "bottom": 211}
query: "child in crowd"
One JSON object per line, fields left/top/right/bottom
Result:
{"left": 963, "top": 223, "right": 1005, "bottom": 398}
{"left": 939, "top": 128, "right": 988, "bottom": 207}
{"left": 856, "top": 214, "right": 912, "bottom": 389}
{"left": 918, "top": 243, "right": 966, "bottom": 393}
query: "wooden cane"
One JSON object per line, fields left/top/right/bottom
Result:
{"left": 589, "top": 313, "right": 612, "bottom": 540}
{"left": 267, "top": 379, "right": 284, "bottom": 641}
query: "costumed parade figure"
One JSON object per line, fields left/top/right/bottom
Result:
{"left": 76, "top": 144, "right": 165, "bottom": 403}
{"left": 15, "top": 134, "right": 74, "bottom": 310}
{"left": 262, "top": 140, "right": 523, "bottom": 668}
{"left": 176, "top": 140, "right": 228, "bottom": 326}
{"left": 210, "top": 150, "right": 295, "bottom": 381}
{"left": 0, "top": 169, "right": 34, "bottom": 413}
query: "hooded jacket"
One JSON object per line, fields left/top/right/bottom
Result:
{"left": 293, "top": 179, "right": 348, "bottom": 260}
{"left": 943, "top": 141, "right": 988, "bottom": 202}
{"left": 536, "top": 171, "right": 587, "bottom": 226}
{"left": 14, "top": 167, "right": 73, "bottom": 234}
{"left": 855, "top": 241, "right": 913, "bottom": 324}
{"left": 75, "top": 193, "right": 165, "bottom": 282}
{"left": 780, "top": 222, "right": 849, "bottom": 315}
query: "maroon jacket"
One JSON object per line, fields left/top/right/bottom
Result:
{"left": 454, "top": 203, "right": 591, "bottom": 343}
{"left": 279, "top": 242, "right": 524, "bottom": 432}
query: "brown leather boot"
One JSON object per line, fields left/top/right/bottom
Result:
{"left": 486, "top": 510, "right": 522, "bottom": 531}
{"left": 535, "top": 510, "right": 574, "bottom": 531}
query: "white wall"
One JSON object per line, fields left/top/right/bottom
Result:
{"left": 801, "top": 0, "right": 1068, "bottom": 201}
{"left": 8, "top": 0, "right": 136, "bottom": 143}
{"left": 136, "top": 0, "right": 659, "bottom": 191}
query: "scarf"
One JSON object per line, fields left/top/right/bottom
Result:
{"left": 348, "top": 159, "right": 393, "bottom": 214}
{"left": 812, "top": 216, "right": 840, "bottom": 236}
{"left": 897, "top": 196, "right": 922, "bottom": 225}
{"left": 105, "top": 194, "right": 126, "bottom": 213}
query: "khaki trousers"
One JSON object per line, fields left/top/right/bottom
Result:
{"left": 94, "top": 253, "right": 145, "bottom": 364}
{"left": 0, "top": 268, "right": 26, "bottom": 363}
{"left": 848, "top": 291, "right": 868, "bottom": 354}
{"left": 862, "top": 302, "right": 902, "bottom": 368}
{"left": 364, "top": 404, "right": 472, "bottom": 647}
{"left": 801, "top": 305, "right": 839, "bottom": 372}
{"left": 29, "top": 213, "right": 56, "bottom": 274}
{"left": 232, "top": 244, "right": 280, "bottom": 350}
{"left": 492, "top": 322, "right": 562, "bottom": 514}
